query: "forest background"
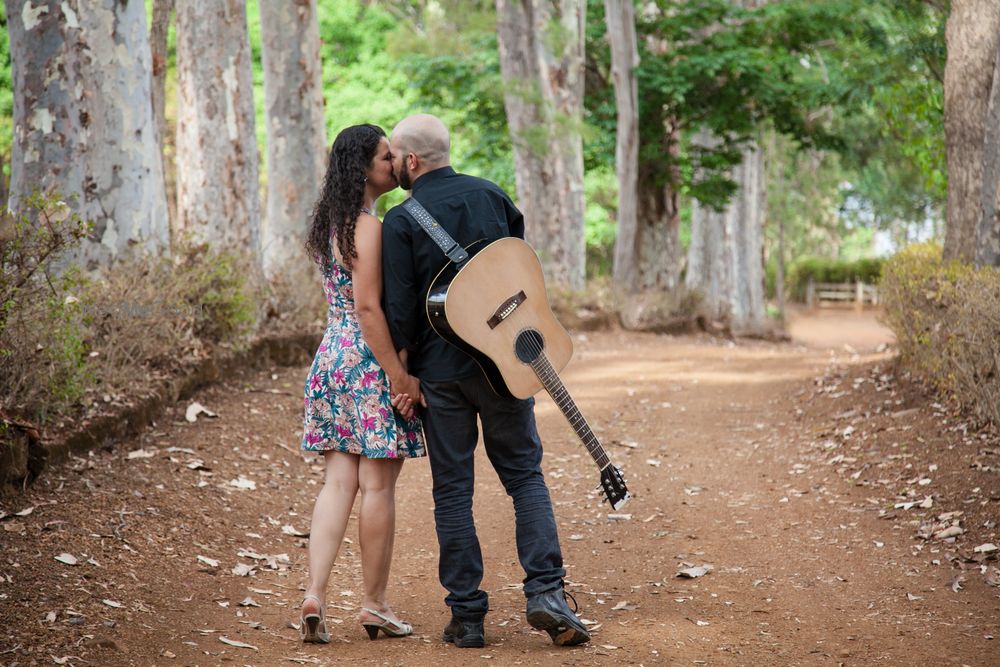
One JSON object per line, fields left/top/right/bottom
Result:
{"left": 1, "top": 0, "right": 998, "bottom": 458}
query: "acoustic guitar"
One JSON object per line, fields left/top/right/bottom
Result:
{"left": 426, "top": 236, "right": 631, "bottom": 510}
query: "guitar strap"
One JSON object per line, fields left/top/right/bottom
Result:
{"left": 402, "top": 198, "right": 469, "bottom": 264}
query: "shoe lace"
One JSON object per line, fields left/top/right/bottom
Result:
{"left": 563, "top": 590, "right": 579, "bottom": 614}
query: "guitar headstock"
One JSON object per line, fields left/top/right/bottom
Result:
{"left": 600, "top": 465, "right": 630, "bottom": 510}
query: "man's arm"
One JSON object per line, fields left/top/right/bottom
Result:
{"left": 381, "top": 211, "right": 421, "bottom": 352}
{"left": 502, "top": 190, "right": 525, "bottom": 240}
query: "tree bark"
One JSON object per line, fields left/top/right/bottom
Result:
{"left": 259, "top": 0, "right": 327, "bottom": 283}
{"left": 944, "top": 0, "right": 1000, "bottom": 263}
{"left": 496, "top": 0, "right": 586, "bottom": 291}
{"left": 6, "top": 0, "right": 169, "bottom": 268}
{"left": 976, "top": 36, "right": 1000, "bottom": 267}
{"left": 605, "top": 0, "right": 640, "bottom": 293}
{"left": 6, "top": 0, "right": 86, "bottom": 221}
{"left": 175, "top": 0, "right": 261, "bottom": 261}
{"left": 150, "top": 0, "right": 176, "bottom": 230}
{"left": 76, "top": 0, "right": 170, "bottom": 266}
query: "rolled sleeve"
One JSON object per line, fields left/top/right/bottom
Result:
{"left": 381, "top": 211, "right": 420, "bottom": 351}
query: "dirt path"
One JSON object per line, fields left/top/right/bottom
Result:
{"left": 2, "top": 309, "right": 998, "bottom": 666}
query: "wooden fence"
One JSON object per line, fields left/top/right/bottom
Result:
{"left": 805, "top": 279, "right": 879, "bottom": 308}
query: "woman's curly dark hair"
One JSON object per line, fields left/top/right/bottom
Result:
{"left": 306, "top": 123, "right": 386, "bottom": 272}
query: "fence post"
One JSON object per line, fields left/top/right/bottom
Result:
{"left": 806, "top": 278, "right": 815, "bottom": 308}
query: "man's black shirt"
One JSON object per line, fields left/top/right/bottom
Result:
{"left": 381, "top": 166, "right": 524, "bottom": 382}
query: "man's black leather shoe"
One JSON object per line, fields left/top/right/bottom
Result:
{"left": 442, "top": 616, "right": 485, "bottom": 648}
{"left": 525, "top": 589, "right": 591, "bottom": 646}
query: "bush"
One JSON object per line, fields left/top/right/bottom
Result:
{"left": 880, "top": 243, "right": 1000, "bottom": 425}
{"left": 0, "top": 193, "right": 93, "bottom": 421}
{"left": 785, "top": 256, "right": 886, "bottom": 301}
{"left": 1, "top": 195, "right": 263, "bottom": 425}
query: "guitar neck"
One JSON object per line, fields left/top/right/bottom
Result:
{"left": 530, "top": 354, "right": 612, "bottom": 470}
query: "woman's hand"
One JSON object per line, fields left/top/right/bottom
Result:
{"left": 391, "top": 391, "right": 416, "bottom": 421}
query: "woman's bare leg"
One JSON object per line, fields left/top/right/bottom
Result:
{"left": 357, "top": 457, "right": 404, "bottom": 619}
{"left": 304, "top": 452, "right": 360, "bottom": 611}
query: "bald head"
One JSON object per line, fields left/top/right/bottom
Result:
{"left": 391, "top": 114, "right": 451, "bottom": 169}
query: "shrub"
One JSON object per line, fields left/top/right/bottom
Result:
{"left": 0, "top": 193, "right": 93, "bottom": 421}
{"left": 1, "top": 195, "right": 263, "bottom": 425}
{"left": 880, "top": 243, "right": 1000, "bottom": 425}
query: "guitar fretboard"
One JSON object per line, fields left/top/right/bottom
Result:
{"left": 529, "top": 354, "right": 611, "bottom": 470}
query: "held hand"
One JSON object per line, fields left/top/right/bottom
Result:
{"left": 390, "top": 392, "right": 416, "bottom": 421}
{"left": 390, "top": 373, "right": 422, "bottom": 420}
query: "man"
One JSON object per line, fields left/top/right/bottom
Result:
{"left": 381, "top": 114, "right": 591, "bottom": 649}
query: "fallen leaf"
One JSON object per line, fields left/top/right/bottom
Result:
{"left": 232, "top": 563, "right": 256, "bottom": 577}
{"left": 607, "top": 513, "right": 632, "bottom": 521}
{"left": 611, "top": 600, "right": 637, "bottom": 611}
{"left": 677, "top": 565, "right": 713, "bottom": 579}
{"left": 185, "top": 402, "right": 218, "bottom": 423}
{"left": 238, "top": 597, "right": 260, "bottom": 607}
{"left": 127, "top": 448, "right": 156, "bottom": 460}
{"left": 951, "top": 575, "right": 965, "bottom": 593}
{"left": 101, "top": 599, "right": 123, "bottom": 608}
{"left": 54, "top": 553, "right": 78, "bottom": 566}
{"left": 45, "top": 611, "right": 57, "bottom": 622}
{"left": 15, "top": 506, "right": 35, "bottom": 517}
{"left": 219, "top": 636, "right": 258, "bottom": 650}
{"left": 197, "top": 555, "right": 220, "bottom": 568}
{"left": 934, "top": 526, "right": 964, "bottom": 540}
{"left": 973, "top": 543, "right": 998, "bottom": 554}
{"left": 906, "top": 593, "right": 922, "bottom": 601}
{"left": 229, "top": 476, "right": 257, "bottom": 491}
{"left": 281, "top": 524, "right": 308, "bottom": 537}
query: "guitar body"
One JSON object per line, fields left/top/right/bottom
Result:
{"left": 425, "top": 236, "right": 631, "bottom": 510}
{"left": 426, "top": 237, "right": 573, "bottom": 400}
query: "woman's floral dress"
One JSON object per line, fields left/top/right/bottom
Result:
{"left": 301, "top": 256, "right": 425, "bottom": 459}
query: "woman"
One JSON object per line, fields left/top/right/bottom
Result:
{"left": 299, "top": 124, "right": 425, "bottom": 644}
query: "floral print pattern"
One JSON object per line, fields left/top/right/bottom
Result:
{"left": 301, "top": 258, "right": 425, "bottom": 459}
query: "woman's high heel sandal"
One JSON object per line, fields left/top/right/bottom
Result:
{"left": 300, "top": 594, "right": 331, "bottom": 644}
{"left": 360, "top": 607, "right": 413, "bottom": 640}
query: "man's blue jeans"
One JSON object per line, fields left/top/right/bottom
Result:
{"left": 421, "top": 374, "right": 566, "bottom": 621}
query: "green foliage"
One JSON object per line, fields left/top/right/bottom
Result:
{"left": 0, "top": 2, "right": 13, "bottom": 176}
{"left": 784, "top": 255, "right": 886, "bottom": 301}
{"left": 386, "top": 2, "right": 514, "bottom": 192}
{"left": 0, "top": 193, "right": 94, "bottom": 422}
{"left": 171, "top": 240, "right": 259, "bottom": 342}
{"left": 880, "top": 243, "right": 1000, "bottom": 425}
{"left": 583, "top": 167, "right": 618, "bottom": 278}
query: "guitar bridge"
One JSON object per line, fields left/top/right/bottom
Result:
{"left": 487, "top": 290, "right": 526, "bottom": 329}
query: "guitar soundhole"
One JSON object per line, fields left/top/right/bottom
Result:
{"left": 514, "top": 329, "right": 544, "bottom": 364}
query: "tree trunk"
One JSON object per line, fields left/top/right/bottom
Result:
{"left": 175, "top": 0, "right": 261, "bottom": 260}
{"left": 6, "top": 0, "right": 85, "bottom": 220}
{"left": 728, "top": 144, "right": 767, "bottom": 333}
{"left": 496, "top": 0, "right": 586, "bottom": 291}
{"left": 685, "top": 132, "right": 767, "bottom": 334}
{"left": 259, "top": 0, "right": 327, "bottom": 284}
{"left": 151, "top": 0, "right": 176, "bottom": 230}
{"left": 6, "top": 0, "right": 169, "bottom": 268}
{"left": 976, "top": 36, "right": 1000, "bottom": 267}
{"left": 76, "top": 0, "right": 170, "bottom": 266}
{"left": 944, "top": 0, "right": 1000, "bottom": 263}
{"left": 605, "top": 0, "right": 640, "bottom": 292}
{"left": 685, "top": 135, "right": 730, "bottom": 321}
